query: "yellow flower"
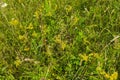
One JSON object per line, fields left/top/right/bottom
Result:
{"left": 104, "top": 73, "right": 110, "bottom": 79}
{"left": 9, "top": 19, "right": 19, "bottom": 26}
{"left": 34, "top": 11, "right": 39, "bottom": 19}
{"left": 46, "top": 46, "right": 52, "bottom": 56}
{"left": 55, "top": 38, "right": 61, "bottom": 43}
{"left": 26, "top": 23, "right": 33, "bottom": 29}
{"left": 93, "top": 53, "right": 99, "bottom": 58}
{"left": 96, "top": 66, "right": 102, "bottom": 72}
{"left": 24, "top": 47, "right": 30, "bottom": 51}
{"left": 110, "top": 72, "right": 118, "bottom": 80}
{"left": 14, "top": 57, "right": 22, "bottom": 67}
{"left": 41, "top": 25, "right": 48, "bottom": 36}
{"left": 72, "top": 17, "right": 79, "bottom": 25}
{"left": 89, "top": 53, "right": 99, "bottom": 58}
{"left": 99, "top": 70, "right": 110, "bottom": 79}
{"left": 88, "top": 53, "right": 94, "bottom": 57}
{"left": 54, "top": 35, "right": 67, "bottom": 50}
{"left": 14, "top": 59, "right": 21, "bottom": 67}
{"left": 100, "top": 70, "right": 106, "bottom": 75}
{"left": 95, "top": 66, "right": 117, "bottom": 80}
{"left": 61, "top": 41, "right": 66, "bottom": 50}
{"left": 32, "top": 31, "right": 38, "bottom": 37}
{"left": 54, "top": 35, "right": 61, "bottom": 43}
{"left": 19, "top": 35, "right": 25, "bottom": 40}
{"left": 65, "top": 5, "right": 72, "bottom": 12}
{"left": 79, "top": 54, "right": 88, "bottom": 62}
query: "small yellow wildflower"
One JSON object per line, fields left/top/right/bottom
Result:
{"left": 32, "top": 31, "right": 38, "bottom": 37}
{"left": 34, "top": 11, "right": 39, "bottom": 19}
{"left": 110, "top": 72, "right": 118, "bottom": 80}
{"left": 9, "top": 19, "right": 19, "bottom": 26}
{"left": 89, "top": 53, "right": 99, "bottom": 58}
{"left": 14, "top": 57, "right": 22, "bottom": 67}
{"left": 96, "top": 66, "right": 102, "bottom": 72}
{"left": 61, "top": 41, "right": 66, "bottom": 50}
{"left": 18, "top": 35, "right": 25, "bottom": 40}
{"left": 41, "top": 25, "right": 48, "bottom": 36}
{"left": 104, "top": 73, "right": 110, "bottom": 79}
{"left": 26, "top": 23, "right": 33, "bottom": 29}
{"left": 8, "top": 69, "right": 12, "bottom": 73}
{"left": 46, "top": 46, "right": 52, "bottom": 56}
{"left": 88, "top": 53, "right": 94, "bottom": 57}
{"left": 100, "top": 70, "right": 107, "bottom": 75}
{"left": 79, "top": 54, "right": 88, "bottom": 62}
{"left": 65, "top": 5, "right": 72, "bottom": 12}
{"left": 55, "top": 38, "right": 61, "bottom": 43}
{"left": 54, "top": 35, "right": 61, "bottom": 43}
{"left": 95, "top": 66, "right": 117, "bottom": 80}
{"left": 24, "top": 47, "right": 30, "bottom": 51}
{"left": 14, "top": 59, "right": 21, "bottom": 67}
{"left": 93, "top": 53, "right": 99, "bottom": 58}
{"left": 54, "top": 35, "right": 67, "bottom": 50}
{"left": 72, "top": 17, "right": 79, "bottom": 25}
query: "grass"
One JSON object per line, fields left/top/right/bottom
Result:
{"left": 0, "top": 0, "right": 120, "bottom": 80}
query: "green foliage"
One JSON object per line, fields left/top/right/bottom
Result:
{"left": 0, "top": 0, "right": 120, "bottom": 80}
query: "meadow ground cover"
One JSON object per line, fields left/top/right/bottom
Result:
{"left": 0, "top": 0, "right": 120, "bottom": 80}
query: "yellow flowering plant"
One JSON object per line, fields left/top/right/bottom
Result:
{"left": 9, "top": 19, "right": 19, "bottom": 26}
{"left": 24, "top": 47, "right": 30, "bottom": 51}
{"left": 79, "top": 54, "right": 89, "bottom": 62}
{"left": 26, "top": 23, "right": 33, "bottom": 30}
